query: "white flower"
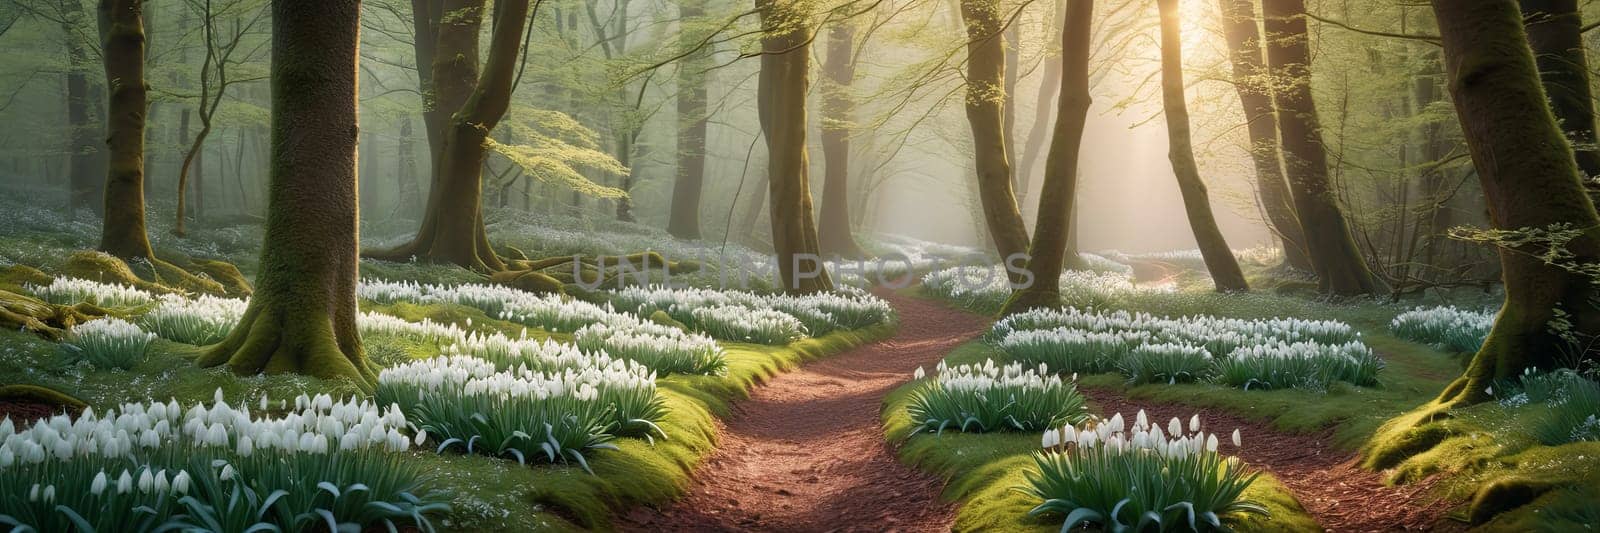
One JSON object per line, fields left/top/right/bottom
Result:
{"left": 28, "top": 484, "right": 39, "bottom": 502}
{"left": 1189, "top": 415, "right": 1200, "bottom": 433}
{"left": 154, "top": 470, "right": 169, "bottom": 493}
{"left": 90, "top": 471, "right": 108, "bottom": 495}
{"left": 117, "top": 470, "right": 133, "bottom": 494}
{"left": 42, "top": 484, "right": 55, "bottom": 504}
{"left": 1206, "top": 434, "right": 1219, "bottom": 452}
{"left": 0, "top": 447, "right": 12, "bottom": 468}
{"left": 236, "top": 435, "right": 254, "bottom": 457}
{"left": 414, "top": 429, "right": 428, "bottom": 446}
{"left": 172, "top": 470, "right": 192, "bottom": 495}
{"left": 1231, "top": 428, "right": 1242, "bottom": 448}
{"left": 220, "top": 464, "right": 236, "bottom": 481}
{"left": 1042, "top": 429, "right": 1059, "bottom": 448}
{"left": 1167, "top": 417, "right": 1182, "bottom": 437}
{"left": 138, "top": 467, "right": 154, "bottom": 493}
{"left": 913, "top": 366, "right": 926, "bottom": 380}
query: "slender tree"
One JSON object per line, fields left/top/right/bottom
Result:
{"left": 1156, "top": 0, "right": 1247, "bottom": 292}
{"left": 667, "top": 0, "right": 710, "bottom": 239}
{"left": 174, "top": 1, "right": 263, "bottom": 237}
{"left": 1001, "top": 0, "right": 1093, "bottom": 315}
{"left": 757, "top": 0, "right": 832, "bottom": 293}
{"left": 1518, "top": 0, "right": 1600, "bottom": 190}
{"left": 62, "top": 0, "right": 102, "bottom": 218}
{"left": 1016, "top": 0, "right": 1067, "bottom": 221}
{"left": 818, "top": 20, "right": 866, "bottom": 258}
{"left": 1262, "top": 0, "right": 1377, "bottom": 295}
{"left": 199, "top": 0, "right": 371, "bottom": 385}
{"left": 960, "top": 0, "right": 1031, "bottom": 267}
{"left": 96, "top": 0, "right": 155, "bottom": 261}
{"left": 369, "top": 0, "right": 533, "bottom": 272}
{"left": 1216, "top": 0, "right": 1311, "bottom": 271}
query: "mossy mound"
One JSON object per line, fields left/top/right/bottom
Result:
{"left": 489, "top": 268, "right": 565, "bottom": 294}
{"left": 0, "top": 264, "right": 53, "bottom": 292}
{"left": 0, "top": 384, "right": 89, "bottom": 411}
{"left": 188, "top": 259, "right": 253, "bottom": 297}
{"left": 62, "top": 250, "right": 244, "bottom": 298}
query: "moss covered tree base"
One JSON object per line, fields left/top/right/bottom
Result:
{"left": 197, "top": 305, "right": 376, "bottom": 391}
{"left": 64, "top": 250, "right": 250, "bottom": 298}
{"left": 0, "top": 289, "right": 106, "bottom": 340}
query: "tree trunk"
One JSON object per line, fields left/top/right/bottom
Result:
{"left": 1016, "top": 0, "right": 1068, "bottom": 223}
{"left": 199, "top": 0, "right": 372, "bottom": 385}
{"left": 369, "top": 0, "right": 532, "bottom": 272}
{"left": 1428, "top": 0, "right": 1600, "bottom": 405}
{"left": 1003, "top": 21, "right": 1020, "bottom": 190}
{"left": 818, "top": 21, "right": 866, "bottom": 259}
{"left": 1157, "top": 0, "right": 1248, "bottom": 292}
{"left": 97, "top": 0, "right": 155, "bottom": 261}
{"left": 64, "top": 0, "right": 102, "bottom": 219}
{"left": 395, "top": 117, "right": 421, "bottom": 217}
{"left": 757, "top": 0, "right": 833, "bottom": 294}
{"left": 667, "top": 2, "right": 709, "bottom": 239}
{"left": 960, "top": 0, "right": 1031, "bottom": 268}
{"left": 1518, "top": 0, "right": 1600, "bottom": 192}
{"left": 1216, "top": 0, "right": 1312, "bottom": 272}
{"left": 1001, "top": 0, "right": 1093, "bottom": 316}
{"left": 1262, "top": 0, "right": 1377, "bottom": 295}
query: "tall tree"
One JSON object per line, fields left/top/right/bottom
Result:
{"left": 1001, "top": 0, "right": 1093, "bottom": 316}
{"left": 1016, "top": 0, "right": 1067, "bottom": 221}
{"left": 960, "top": 0, "right": 1031, "bottom": 267}
{"left": 1262, "top": 0, "right": 1377, "bottom": 295}
{"left": 369, "top": 0, "right": 533, "bottom": 272}
{"left": 667, "top": 0, "right": 710, "bottom": 239}
{"left": 174, "top": 0, "right": 264, "bottom": 237}
{"left": 96, "top": 0, "right": 154, "bottom": 261}
{"left": 1216, "top": 0, "right": 1312, "bottom": 272}
{"left": 757, "top": 0, "right": 832, "bottom": 293}
{"left": 1518, "top": 0, "right": 1600, "bottom": 190}
{"left": 818, "top": 20, "right": 866, "bottom": 258}
{"left": 1156, "top": 0, "right": 1247, "bottom": 292}
{"left": 200, "top": 0, "right": 371, "bottom": 385}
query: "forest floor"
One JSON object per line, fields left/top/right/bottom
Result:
{"left": 619, "top": 290, "right": 985, "bottom": 532}
{"left": 626, "top": 287, "right": 1461, "bottom": 532}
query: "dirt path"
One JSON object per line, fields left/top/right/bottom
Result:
{"left": 620, "top": 290, "right": 987, "bottom": 533}
{"left": 1081, "top": 389, "right": 1458, "bottom": 532}
{"left": 1126, "top": 259, "right": 1187, "bottom": 286}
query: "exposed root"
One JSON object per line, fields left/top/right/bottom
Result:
{"left": 63, "top": 250, "right": 247, "bottom": 298}
{"left": 0, "top": 289, "right": 107, "bottom": 340}
{"left": 198, "top": 304, "right": 375, "bottom": 391}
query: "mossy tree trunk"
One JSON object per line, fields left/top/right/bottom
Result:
{"left": 757, "top": 0, "right": 833, "bottom": 294}
{"left": 1157, "top": 0, "right": 1248, "bottom": 292}
{"left": 667, "top": 1, "right": 709, "bottom": 240}
{"left": 64, "top": 0, "right": 102, "bottom": 219}
{"left": 394, "top": 117, "right": 422, "bottom": 217}
{"left": 818, "top": 21, "right": 866, "bottom": 259}
{"left": 97, "top": 0, "right": 155, "bottom": 261}
{"left": 1001, "top": 0, "right": 1093, "bottom": 316}
{"left": 370, "top": 0, "right": 531, "bottom": 272}
{"left": 1518, "top": 0, "right": 1600, "bottom": 192}
{"left": 199, "top": 0, "right": 372, "bottom": 386}
{"left": 960, "top": 0, "right": 1031, "bottom": 269}
{"left": 1428, "top": 0, "right": 1600, "bottom": 406}
{"left": 1262, "top": 0, "right": 1377, "bottom": 295}
{"left": 1216, "top": 0, "right": 1311, "bottom": 272}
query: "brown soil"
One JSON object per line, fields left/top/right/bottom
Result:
{"left": 0, "top": 400, "right": 75, "bottom": 424}
{"left": 619, "top": 290, "right": 988, "bottom": 533}
{"left": 1081, "top": 388, "right": 1460, "bottom": 532}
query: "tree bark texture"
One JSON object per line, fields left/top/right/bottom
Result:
{"left": 1518, "top": 0, "right": 1600, "bottom": 191}
{"left": 667, "top": 2, "right": 709, "bottom": 240}
{"left": 757, "top": 0, "right": 833, "bottom": 293}
{"left": 818, "top": 21, "right": 866, "bottom": 258}
{"left": 97, "top": 0, "right": 155, "bottom": 261}
{"left": 960, "top": 0, "right": 1031, "bottom": 267}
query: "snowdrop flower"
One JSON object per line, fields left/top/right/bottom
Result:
{"left": 154, "top": 470, "right": 169, "bottom": 493}
{"left": 1189, "top": 415, "right": 1200, "bottom": 433}
{"left": 236, "top": 435, "right": 254, "bottom": 457}
{"left": 0, "top": 446, "right": 13, "bottom": 468}
{"left": 1232, "top": 429, "right": 1242, "bottom": 448}
{"left": 1109, "top": 413, "right": 1124, "bottom": 433}
{"left": 1167, "top": 417, "right": 1182, "bottom": 437}
{"left": 1206, "top": 434, "right": 1219, "bottom": 453}
{"left": 117, "top": 470, "right": 133, "bottom": 494}
{"left": 1135, "top": 410, "right": 1148, "bottom": 430}
{"left": 138, "top": 467, "right": 154, "bottom": 493}
{"left": 220, "top": 464, "right": 236, "bottom": 481}
{"left": 90, "top": 471, "right": 108, "bottom": 496}
{"left": 914, "top": 366, "right": 925, "bottom": 380}
{"left": 414, "top": 429, "right": 428, "bottom": 446}
{"left": 28, "top": 484, "right": 39, "bottom": 502}
{"left": 1042, "top": 429, "right": 1059, "bottom": 448}
{"left": 172, "top": 470, "right": 192, "bottom": 495}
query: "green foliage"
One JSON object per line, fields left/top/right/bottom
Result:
{"left": 488, "top": 107, "right": 629, "bottom": 200}
{"left": 61, "top": 318, "right": 155, "bottom": 370}
{"left": 1119, "top": 343, "right": 1214, "bottom": 385}
{"left": 1389, "top": 306, "right": 1494, "bottom": 353}
{"left": 906, "top": 360, "right": 1090, "bottom": 434}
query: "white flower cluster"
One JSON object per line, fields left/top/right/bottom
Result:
{"left": 0, "top": 389, "right": 412, "bottom": 471}
{"left": 689, "top": 305, "right": 808, "bottom": 345}
{"left": 1039, "top": 410, "right": 1242, "bottom": 459}
{"left": 27, "top": 277, "right": 156, "bottom": 308}
{"left": 610, "top": 285, "right": 894, "bottom": 337}
{"left": 1390, "top": 305, "right": 1495, "bottom": 352}
{"left": 141, "top": 293, "right": 248, "bottom": 345}
{"left": 921, "top": 265, "right": 1166, "bottom": 311}
{"left": 63, "top": 317, "right": 158, "bottom": 369}
{"left": 926, "top": 359, "right": 1067, "bottom": 393}
{"left": 992, "top": 306, "right": 1359, "bottom": 353}
{"left": 378, "top": 355, "right": 654, "bottom": 402}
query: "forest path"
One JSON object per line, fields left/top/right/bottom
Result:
{"left": 619, "top": 289, "right": 987, "bottom": 532}
{"left": 1126, "top": 258, "right": 1188, "bottom": 286}
{"left": 1081, "top": 389, "right": 1459, "bottom": 532}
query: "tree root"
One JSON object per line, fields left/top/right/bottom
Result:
{"left": 198, "top": 304, "right": 376, "bottom": 391}
{"left": 63, "top": 250, "right": 250, "bottom": 298}
{"left": 0, "top": 289, "right": 107, "bottom": 341}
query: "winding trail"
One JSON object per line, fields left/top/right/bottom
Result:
{"left": 621, "top": 290, "right": 987, "bottom": 532}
